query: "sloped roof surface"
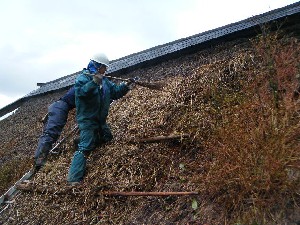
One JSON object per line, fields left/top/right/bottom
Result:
{"left": 1, "top": 29, "right": 300, "bottom": 224}
{"left": 1, "top": 2, "right": 300, "bottom": 224}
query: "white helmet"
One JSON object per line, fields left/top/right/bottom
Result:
{"left": 91, "top": 53, "right": 109, "bottom": 67}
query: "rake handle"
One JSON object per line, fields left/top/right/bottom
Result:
{"left": 104, "top": 75, "right": 162, "bottom": 91}
{"left": 104, "top": 75, "right": 131, "bottom": 82}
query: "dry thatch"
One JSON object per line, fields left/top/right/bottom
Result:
{"left": 0, "top": 31, "right": 299, "bottom": 224}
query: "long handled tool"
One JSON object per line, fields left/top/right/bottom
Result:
{"left": 15, "top": 181, "right": 199, "bottom": 197}
{"left": 104, "top": 75, "right": 163, "bottom": 91}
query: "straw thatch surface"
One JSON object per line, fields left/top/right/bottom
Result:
{"left": 0, "top": 32, "right": 299, "bottom": 224}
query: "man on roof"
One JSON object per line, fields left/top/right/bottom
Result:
{"left": 67, "top": 53, "right": 133, "bottom": 185}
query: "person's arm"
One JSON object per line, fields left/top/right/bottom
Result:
{"left": 75, "top": 74, "right": 99, "bottom": 98}
{"left": 107, "top": 79, "right": 130, "bottom": 100}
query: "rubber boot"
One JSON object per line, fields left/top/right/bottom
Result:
{"left": 67, "top": 151, "right": 87, "bottom": 183}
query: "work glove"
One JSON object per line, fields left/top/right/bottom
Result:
{"left": 93, "top": 73, "right": 103, "bottom": 85}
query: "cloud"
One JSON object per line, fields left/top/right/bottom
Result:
{"left": 0, "top": 93, "right": 22, "bottom": 109}
{"left": 0, "top": 0, "right": 185, "bottom": 98}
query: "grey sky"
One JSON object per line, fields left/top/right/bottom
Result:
{"left": 0, "top": 0, "right": 298, "bottom": 108}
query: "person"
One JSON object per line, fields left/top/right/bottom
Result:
{"left": 67, "top": 53, "right": 132, "bottom": 185}
{"left": 34, "top": 86, "right": 76, "bottom": 171}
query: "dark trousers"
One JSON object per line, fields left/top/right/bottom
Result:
{"left": 34, "top": 100, "right": 69, "bottom": 166}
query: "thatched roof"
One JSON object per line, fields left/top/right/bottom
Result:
{"left": 0, "top": 3, "right": 300, "bottom": 225}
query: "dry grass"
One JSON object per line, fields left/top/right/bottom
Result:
{"left": 0, "top": 29, "right": 299, "bottom": 225}
{"left": 169, "top": 31, "right": 300, "bottom": 224}
{"left": 0, "top": 91, "right": 68, "bottom": 195}
{"left": 0, "top": 158, "right": 32, "bottom": 194}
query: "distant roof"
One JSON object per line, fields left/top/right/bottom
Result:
{"left": 1, "top": 1, "right": 300, "bottom": 117}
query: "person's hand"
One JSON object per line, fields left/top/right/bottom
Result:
{"left": 126, "top": 78, "right": 136, "bottom": 85}
{"left": 126, "top": 76, "right": 139, "bottom": 87}
{"left": 93, "top": 73, "right": 103, "bottom": 84}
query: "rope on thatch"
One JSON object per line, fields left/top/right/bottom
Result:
{"left": 132, "top": 134, "right": 190, "bottom": 143}
{"left": 16, "top": 182, "right": 198, "bottom": 197}
{"left": 100, "top": 191, "right": 199, "bottom": 196}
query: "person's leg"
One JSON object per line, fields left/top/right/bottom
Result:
{"left": 44, "top": 100, "right": 69, "bottom": 140}
{"left": 67, "top": 129, "right": 99, "bottom": 183}
{"left": 100, "top": 123, "right": 113, "bottom": 144}
{"left": 34, "top": 101, "right": 69, "bottom": 169}
{"left": 34, "top": 137, "right": 52, "bottom": 170}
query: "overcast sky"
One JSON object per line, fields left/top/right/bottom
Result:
{"left": 0, "top": 0, "right": 298, "bottom": 109}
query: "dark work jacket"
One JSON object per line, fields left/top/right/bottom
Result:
{"left": 75, "top": 69, "right": 129, "bottom": 130}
